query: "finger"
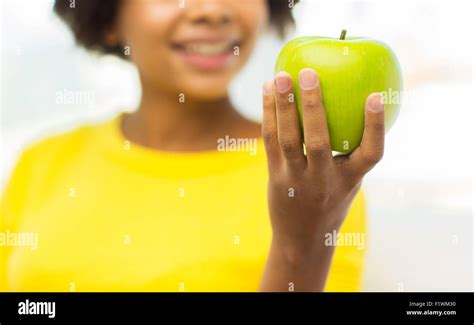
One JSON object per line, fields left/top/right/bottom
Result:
{"left": 298, "top": 68, "right": 332, "bottom": 167}
{"left": 273, "top": 72, "right": 305, "bottom": 167}
{"left": 347, "top": 93, "right": 385, "bottom": 175}
{"left": 262, "top": 80, "right": 281, "bottom": 167}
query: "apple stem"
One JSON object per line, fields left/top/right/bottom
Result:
{"left": 340, "top": 29, "right": 347, "bottom": 40}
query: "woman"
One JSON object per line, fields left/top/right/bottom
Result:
{"left": 0, "top": 0, "right": 384, "bottom": 292}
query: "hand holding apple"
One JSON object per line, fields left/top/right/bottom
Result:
{"left": 259, "top": 67, "right": 386, "bottom": 292}
{"left": 259, "top": 30, "right": 398, "bottom": 291}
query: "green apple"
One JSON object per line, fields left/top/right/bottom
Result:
{"left": 275, "top": 30, "right": 403, "bottom": 153}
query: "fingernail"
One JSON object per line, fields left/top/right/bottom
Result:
{"left": 274, "top": 72, "right": 292, "bottom": 93}
{"left": 368, "top": 93, "right": 384, "bottom": 112}
{"left": 263, "top": 80, "right": 273, "bottom": 95}
{"left": 299, "top": 68, "right": 317, "bottom": 90}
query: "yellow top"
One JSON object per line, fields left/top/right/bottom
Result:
{"left": 0, "top": 115, "right": 366, "bottom": 292}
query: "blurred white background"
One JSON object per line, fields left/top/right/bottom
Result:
{"left": 1, "top": 0, "right": 472, "bottom": 291}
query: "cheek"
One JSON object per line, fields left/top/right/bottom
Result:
{"left": 240, "top": 0, "right": 269, "bottom": 38}
{"left": 235, "top": 1, "right": 269, "bottom": 60}
{"left": 117, "top": 2, "right": 175, "bottom": 63}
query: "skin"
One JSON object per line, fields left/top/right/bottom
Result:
{"left": 111, "top": 0, "right": 265, "bottom": 151}
{"left": 108, "top": 0, "right": 385, "bottom": 291}
{"left": 260, "top": 71, "right": 384, "bottom": 291}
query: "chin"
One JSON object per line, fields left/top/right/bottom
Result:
{"left": 186, "top": 88, "right": 229, "bottom": 102}
{"left": 181, "top": 79, "right": 232, "bottom": 101}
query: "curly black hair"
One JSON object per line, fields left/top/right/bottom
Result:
{"left": 54, "top": 0, "right": 299, "bottom": 58}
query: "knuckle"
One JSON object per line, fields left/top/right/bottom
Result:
{"left": 277, "top": 101, "right": 292, "bottom": 111}
{"left": 263, "top": 98, "right": 271, "bottom": 109}
{"left": 269, "top": 175, "right": 287, "bottom": 189}
{"left": 311, "top": 191, "right": 330, "bottom": 205}
{"left": 305, "top": 139, "right": 331, "bottom": 157}
{"left": 262, "top": 129, "right": 278, "bottom": 146}
{"left": 302, "top": 96, "right": 320, "bottom": 111}
{"left": 277, "top": 93, "right": 294, "bottom": 108}
{"left": 362, "top": 149, "right": 384, "bottom": 165}
{"left": 279, "top": 138, "right": 298, "bottom": 155}
{"left": 369, "top": 121, "right": 385, "bottom": 133}
{"left": 263, "top": 94, "right": 274, "bottom": 107}
{"left": 271, "top": 181, "right": 294, "bottom": 196}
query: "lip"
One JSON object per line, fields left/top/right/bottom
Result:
{"left": 172, "top": 34, "right": 240, "bottom": 43}
{"left": 175, "top": 50, "right": 235, "bottom": 71}
{"left": 171, "top": 35, "right": 241, "bottom": 71}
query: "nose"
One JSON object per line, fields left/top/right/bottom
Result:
{"left": 186, "top": 1, "right": 233, "bottom": 27}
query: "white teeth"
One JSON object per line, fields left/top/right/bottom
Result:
{"left": 183, "top": 41, "right": 234, "bottom": 56}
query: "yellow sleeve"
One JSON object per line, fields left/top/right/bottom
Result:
{"left": 325, "top": 190, "right": 367, "bottom": 292}
{"left": 0, "top": 148, "right": 35, "bottom": 291}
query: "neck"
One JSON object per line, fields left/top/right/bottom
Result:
{"left": 121, "top": 81, "right": 260, "bottom": 152}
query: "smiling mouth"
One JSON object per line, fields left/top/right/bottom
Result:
{"left": 172, "top": 39, "right": 240, "bottom": 57}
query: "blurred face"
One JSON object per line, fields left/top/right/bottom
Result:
{"left": 112, "top": 0, "right": 269, "bottom": 100}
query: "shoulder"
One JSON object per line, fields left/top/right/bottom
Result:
{"left": 23, "top": 119, "right": 111, "bottom": 159}
{"left": 1, "top": 116, "right": 118, "bottom": 198}
{"left": 13, "top": 116, "right": 117, "bottom": 170}
{"left": 1, "top": 116, "right": 118, "bottom": 227}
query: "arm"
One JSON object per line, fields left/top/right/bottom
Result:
{"left": 259, "top": 68, "right": 385, "bottom": 291}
